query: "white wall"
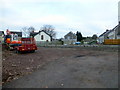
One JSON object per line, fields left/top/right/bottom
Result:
{"left": 108, "top": 31, "right": 115, "bottom": 39}
{"left": 34, "top": 31, "right": 51, "bottom": 42}
{"left": 98, "top": 36, "right": 104, "bottom": 43}
{"left": 117, "top": 35, "right": 120, "bottom": 39}
{"left": 34, "top": 33, "right": 40, "bottom": 41}
{"left": 40, "top": 32, "right": 51, "bottom": 41}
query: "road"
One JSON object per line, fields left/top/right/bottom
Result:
{"left": 3, "top": 48, "right": 118, "bottom": 88}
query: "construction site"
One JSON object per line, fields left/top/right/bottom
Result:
{"left": 0, "top": 0, "right": 120, "bottom": 89}
{"left": 0, "top": 28, "right": 118, "bottom": 88}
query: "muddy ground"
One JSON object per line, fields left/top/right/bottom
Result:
{"left": 2, "top": 47, "right": 118, "bottom": 88}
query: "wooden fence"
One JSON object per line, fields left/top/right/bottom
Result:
{"left": 104, "top": 39, "right": 120, "bottom": 45}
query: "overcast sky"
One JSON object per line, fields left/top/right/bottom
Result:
{"left": 0, "top": 0, "right": 119, "bottom": 38}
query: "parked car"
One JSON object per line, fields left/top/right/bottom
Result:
{"left": 75, "top": 42, "right": 81, "bottom": 45}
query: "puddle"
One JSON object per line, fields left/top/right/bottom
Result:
{"left": 75, "top": 55, "right": 85, "bottom": 58}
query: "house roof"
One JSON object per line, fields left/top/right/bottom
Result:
{"left": 0, "top": 31, "right": 5, "bottom": 36}
{"left": 99, "top": 30, "right": 109, "bottom": 37}
{"left": 117, "top": 24, "right": 120, "bottom": 35}
{"left": 10, "top": 31, "right": 22, "bottom": 37}
{"left": 99, "top": 32, "right": 106, "bottom": 37}
{"left": 109, "top": 24, "right": 120, "bottom": 35}
{"left": 40, "top": 30, "right": 52, "bottom": 37}
{"left": 99, "top": 23, "right": 120, "bottom": 37}
{"left": 65, "top": 31, "right": 73, "bottom": 36}
{"left": 30, "top": 30, "right": 52, "bottom": 37}
{"left": 30, "top": 32, "right": 39, "bottom": 37}
{"left": 99, "top": 29, "right": 113, "bottom": 37}
{"left": 64, "top": 31, "right": 77, "bottom": 39}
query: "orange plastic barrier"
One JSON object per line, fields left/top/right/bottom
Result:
{"left": 11, "top": 41, "right": 22, "bottom": 44}
{"left": 6, "top": 38, "right": 11, "bottom": 44}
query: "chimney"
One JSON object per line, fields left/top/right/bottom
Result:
{"left": 106, "top": 29, "right": 109, "bottom": 32}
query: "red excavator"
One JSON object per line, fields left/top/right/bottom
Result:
{"left": 4, "top": 29, "right": 37, "bottom": 53}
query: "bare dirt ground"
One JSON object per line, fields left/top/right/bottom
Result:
{"left": 0, "top": 44, "right": 2, "bottom": 89}
{"left": 2, "top": 47, "right": 118, "bottom": 88}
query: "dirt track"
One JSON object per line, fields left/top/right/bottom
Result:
{"left": 2, "top": 47, "right": 118, "bottom": 88}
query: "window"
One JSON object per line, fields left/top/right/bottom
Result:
{"left": 41, "top": 35, "right": 44, "bottom": 40}
{"left": 67, "top": 36, "right": 70, "bottom": 40}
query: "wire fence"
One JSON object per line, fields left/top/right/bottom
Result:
{"left": 36, "top": 41, "right": 63, "bottom": 47}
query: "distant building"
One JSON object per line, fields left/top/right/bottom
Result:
{"left": 83, "top": 37, "right": 94, "bottom": 44}
{"left": 0, "top": 31, "right": 4, "bottom": 36}
{"left": 98, "top": 24, "right": 120, "bottom": 43}
{"left": 10, "top": 31, "right": 22, "bottom": 37}
{"left": 107, "top": 24, "right": 120, "bottom": 39}
{"left": 64, "top": 31, "right": 77, "bottom": 40}
{"left": 0, "top": 31, "right": 5, "bottom": 43}
{"left": 115, "top": 23, "right": 120, "bottom": 39}
{"left": 64, "top": 31, "right": 77, "bottom": 45}
{"left": 98, "top": 30, "right": 110, "bottom": 43}
{"left": 30, "top": 30, "right": 52, "bottom": 43}
{"left": 10, "top": 31, "right": 22, "bottom": 41}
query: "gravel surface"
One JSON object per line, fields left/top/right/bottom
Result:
{"left": 2, "top": 47, "right": 118, "bottom": 88}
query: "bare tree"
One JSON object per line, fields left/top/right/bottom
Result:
{"left": 28, "top": 26, "right": 35, "bottom": 33}
{"left": 41, "top": 25, "right": 56, "bottom": 39}
{"left": 21, "top": 26, "right": 36, "bottom": 37}
{"left": 21, "top": 27, "right": 28, "bottom": 37}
